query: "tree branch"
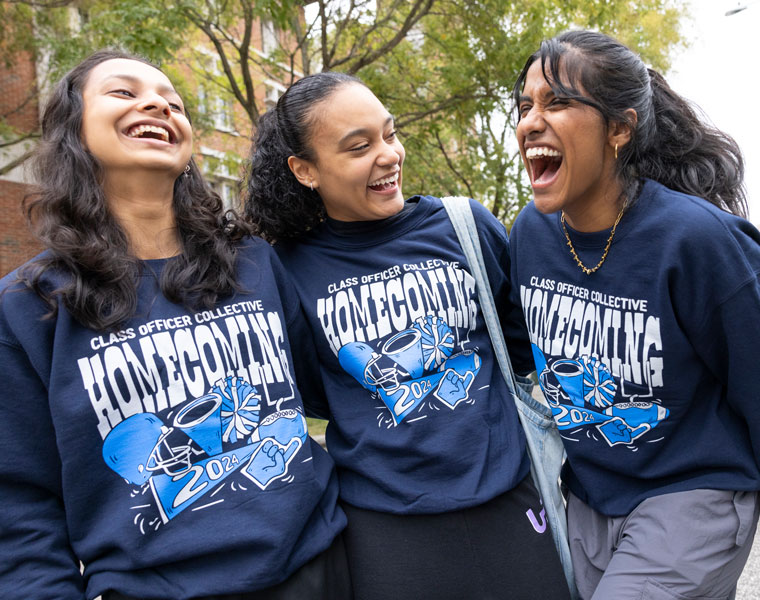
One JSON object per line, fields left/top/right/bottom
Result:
{"left": 344, "top": 0, "right": 436, "bottom": 74}
{"left": 0, "top": 131, "right": 39, "bottom": 149}
{"left": 0, "top": 146, "right": 36, "bottom": 176}
{"left": 434, "top": 129, "right": 473, "bottom": 199}
{"left": 183, "top": 5, "right": 256, "bottom": 122}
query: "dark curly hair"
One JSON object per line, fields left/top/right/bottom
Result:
{"left": 245, "top": 71, "right": 363, "bottom": 242}
{"left": 19, "top": 49, "right": 253, "bottom": 331}
{"left": 512, "top": 29, "right": 747, "bottom": 217}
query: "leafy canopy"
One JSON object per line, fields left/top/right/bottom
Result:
{"left": 0, "top": 0, "right": 685, "bottom": 221}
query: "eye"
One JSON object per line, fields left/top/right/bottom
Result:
{"left": 110, "top": 89, "right": 135, "bottom": 98}
{"left": 548, "top": 97, "right": 570, "bottom": 109}
{"left": 518, "top": 103, "right": 532, "bottom": 118}
{"left": 386, "top": 130, "right": 397, "bottom": 140}
{"left": 349, "top": 143, "right": 370, "bottom": 152}
{"left": 168, "top": 102, "right": 183, "bottom": 112}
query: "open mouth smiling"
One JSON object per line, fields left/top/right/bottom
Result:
{"left": 525, "top": 146, "right": 562, "bottom": 184}
{"left": 368, "top": 172, "right": 399, "bottom": 192}
{"left": 125, "top": 123, "right": 176, "bottom": 144}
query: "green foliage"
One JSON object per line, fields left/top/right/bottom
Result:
{"left": 306, "top": 417, "right": 328, "bottom": 439}
{"left": 0, "top": 0, "right": 686, "bottom": 221}
{"left": 354, "top": 0, "right": 686, "bottom": 223}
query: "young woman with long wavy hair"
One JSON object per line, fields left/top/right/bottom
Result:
{"left": 0, "top": 50, "right": 350, "bottom": 600}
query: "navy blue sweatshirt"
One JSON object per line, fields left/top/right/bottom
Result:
{"left": 276, "top": 195, "right": 534, "bottom": 514}
{"left": 510, "top": 179, "right": 760, "bottom": 516}
{"left": 0, "top": 238, "right": 345, "bottom": 599}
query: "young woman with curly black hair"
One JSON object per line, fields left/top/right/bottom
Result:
{"left": 510, "top": 29, "right": 760, "bottom": 599}
{"left": 245, "top": 72, "right": 571, "bottom": 600}
{"left": 0, "top": 50, "right": 351, "bottom": 600}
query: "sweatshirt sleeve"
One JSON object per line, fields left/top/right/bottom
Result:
{"left": 270, "top": 252, "right": 331, "bottom": 421}
{"left": 470, "top": 199, "right": 534, "bottom": 376}
{"left": 690, "top": 276, "right": 760, "bottom": 465}
{"left": 677, "top": 215, "right": 760, "bottom": 466}
{"left": 0, "top": 338, "right": 85, "bottom": 599}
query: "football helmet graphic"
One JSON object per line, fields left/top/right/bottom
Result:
{"left": 103, "top": 413, "right": 197, "bottom": 485}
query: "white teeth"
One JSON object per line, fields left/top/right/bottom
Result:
{"left": 127, "top": 124, "right": 170, "bottom": 142}
{"left": 525, "top": 147, "right": 561, "bottom": 159}
{"left": 369, "top": 173, "right": 399, "bottom": 187}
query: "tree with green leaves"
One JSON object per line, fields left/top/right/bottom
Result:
{"left": 0, "top": 0, "right": 685, "bottom": 222}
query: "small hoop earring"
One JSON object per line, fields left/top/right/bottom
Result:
{"left": 184, "top": 164, "right": 191, "bottom": 175}
{"left": 614, "top": 144, "right": 619, "bottom": 160}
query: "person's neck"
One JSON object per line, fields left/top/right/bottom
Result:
{"left": 104, "top": 171, "right": 181, "bottom": 260}
{"left": 563, "top": 180, "right": 625, "bottom": 233}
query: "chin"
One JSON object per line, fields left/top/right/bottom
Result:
{"left": 533, "top": 198, "right": 562, "bottom": 215}
{"left": 386, "top": 195, "right": 405, "bottom": 215}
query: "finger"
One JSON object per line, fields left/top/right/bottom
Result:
{"left": 282, "top": 439, "right": 301, "bottom": 463}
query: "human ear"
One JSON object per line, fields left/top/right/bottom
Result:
{"left": 287, "top": 155, "right": 318, "bottom": 190}
{"left": 608, "top": 108, "right": 637, "bottom": 154}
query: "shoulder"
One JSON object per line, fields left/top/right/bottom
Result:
{"left": 235, "top": 235, "right": 295, "bottom": 285}
{"left": 640, "top": 180, "right": 760, "bottom": 299}
{"left": 510, "top": 202, "right": 551, "bottom": 243}
{"left": 642, "top": 179, "right": 760, "bottom": 252}
{"left": 0, "top": 253, "right": 57, "bottom": 346}
{"left": 237, "top": 235, "right": 275, "bottom": 257}
{"left": 0, "top": 250, "right": 60, "bottom": 305}
{"left": 236, "top": 235, "right": 281, "bottom": 269}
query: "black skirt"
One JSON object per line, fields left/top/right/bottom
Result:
{"left": 341, "top": 475, "right": 570, "bottom": 600}
{"left": 102, "top": 532, "right": 353, "bottom": 600}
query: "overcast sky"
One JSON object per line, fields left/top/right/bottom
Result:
{"left": 668, "top": 0, "right": 760, "bottom": 224}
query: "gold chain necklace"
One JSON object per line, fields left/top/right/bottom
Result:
{"left": 560, "top": 203, "right": 626, "bottom": 275}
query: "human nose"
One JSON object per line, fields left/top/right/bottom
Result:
{"left": 377, "top": 140, "right": 402, "bottom": 166}
{"left": 518, "top": 105, "right": 545, "bottom": 136}
{"left": 138, "top": 92, "right": 171, "bottom": 117}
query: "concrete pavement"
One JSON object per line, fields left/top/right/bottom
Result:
{"left": 737, "top": 534, "right": 760, "bottom": 599}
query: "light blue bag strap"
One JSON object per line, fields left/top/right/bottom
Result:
{"left": 439, "top": 196, "right": 523, "bottom": 404}
{"left": 441, "top": 196, "right": 578, "bottom": 599}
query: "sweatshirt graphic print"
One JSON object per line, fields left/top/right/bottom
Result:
{"left": 318, "top": 258, "right": 482, "bottom": 427}
{"left": 82, "top": 300, "right": 308, "bottom": 526}
{"left": 521, "top": 279, "right": 668, "bottom": 450}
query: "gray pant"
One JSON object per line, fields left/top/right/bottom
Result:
{"left": 568, "top": 489, "right": 759, "bottom": 600}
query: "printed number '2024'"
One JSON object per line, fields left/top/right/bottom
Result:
{"left": 172, "top": 454, "right": 240, "bottom": 508}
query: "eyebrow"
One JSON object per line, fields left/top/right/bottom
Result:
{"left": 338, "top": 115, "right": 395, "bottom": 145}
{"left": 518, "top": 87, "right": 559, "bottom": 104}
{"left": 99, "top": 74, "right": 179, "bottom": 97}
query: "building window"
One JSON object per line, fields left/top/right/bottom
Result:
{"left": 264, "top": 83, "right": 283, "bottom": 110}
{"left": 210, "top": 179, "right": 238, "bottom": 211}
{"left": 261, "top": 20, "right": 278, "bottom": 56}
{"left": 200, "top": 148, "right": 240, "bottom": 211}
{"left": 196, "top": 51, "right": 235, "bottom": 132}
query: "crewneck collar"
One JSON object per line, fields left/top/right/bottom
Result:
{"left": 316, "top": 196, "right": 432, "bottom": 248}
{"left": 554, "top": 179, "right": 655, "bottom": 249}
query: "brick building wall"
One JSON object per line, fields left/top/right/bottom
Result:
{"left": 0, "top": 179, "right": 41, "bottom": 276}
{"left": 0, "top": 48, "right": 41, "bottom": 276}
{"left": 0, "top": 16, "right": 301, "bottom": 277}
